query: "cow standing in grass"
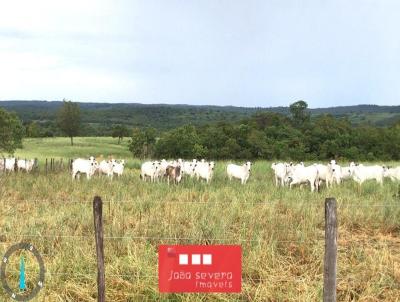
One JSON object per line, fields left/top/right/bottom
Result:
{"left": 113, "top": 160, "right": 125, "bottom": 177}
{"left": 227, "top": 162, "right": 252, "bottom": 184}
{"left": 271, "top": 162, "right": 290, "bottom": 187}
{"left": 72, "top": 156, "right": 98, "bottom": 180}
{"left": 351, "top": 164, "right": 387, "bottom": 186}
{"left": 195, "top": 161, "right": 215, "bottom": 183}
{"left": 287, "top": 164, "right": 319, "bottom": 192}
{"left": 165, "top": 165, "right": 182, "bottom": 185}
{"left": 140, "top": 161, "right": 160, "bottom": 182}
{"left": 98, "top": 159, "right": 115, "bottom": 179}
{"left": 384, "top": 166, "right": 400, "bottom": 181}
{"left": 2, "top": 158, "right": 17, "bottom": 173}
{"left": 17, "top": 159, "right": 36, "bottom": 173}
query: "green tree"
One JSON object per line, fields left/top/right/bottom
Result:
{"left": 112, "top": 125, "right": 130, "bottom": 144}
{"left": 289, "top": 100, "right": 310, "bottom": 128}
{"left": 0, "top": 108, "right": 25, "bottom": 154}
{"left": 26, "top": 121, "right": 41, "bottom": 138}
{"left": 155, "top": 125, "right": 199, "bottom": 158}
{"left": 129, "top": 128, "right": 157, "bottom": 158}
{"left": 57, "top": 100, "right": 81, "bottom": 146}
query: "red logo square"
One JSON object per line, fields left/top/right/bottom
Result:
{"left": 158, "top": 245, "right": 242, "bottom": 293}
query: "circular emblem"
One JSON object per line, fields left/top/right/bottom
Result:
{"left": 1, "top": 243, "right": 45, "bottom": 301}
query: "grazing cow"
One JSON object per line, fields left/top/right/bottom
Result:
{"left": 72, "top": 157, "right": 98, "bottom": 180}
{"left": 181, "top": 161, "right": 197, "bottom": 178}
{"left": 227, "top": 162, "right": 251, "bottom": 184}
{"left": 165, "top": 165, "right": 182, "bottom": 185}
{"left": 17, "top": 159, "right": 36, "bottom": 172}
{"left": 287, "top": 164, "right": 319, "bottom": 192}
{"left": 351, "top": 164, "right": 386, "bottom": 186}
{"left": 315, "top": 164, "right": 334, "bottom": 189}
{"left": 140, "top": 161, "right": 159, "bottom": 182}
{"left": 195, "top": 161, "right": 215, "bottom": 183}
{"left": 384, "top": 166, "right": 400, "bottom": 181}
{"left": 271, "top": 162, "right": 290, "bottom": 187}
{"left": 98, "top": 160, "right": 115, "bottom": 178}
{"left": 113, "top": 160, "right": 125, "bottom": 177}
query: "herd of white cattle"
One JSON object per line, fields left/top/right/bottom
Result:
{"left": 272, "top": 160, "right": 400, "bottom": 192}
{"left": 71, "top": 157, "right": 125, "bottom": 180}
{"left": 1, "top": 157, "right": 399, "bottom": 191}
{"left": 0, "top": 158, "right": 36, "bottom": 172}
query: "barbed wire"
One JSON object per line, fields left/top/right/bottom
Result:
{"left": 1, "top": 198, "right": 399, "bottom": 208}
{"left": 0, "top": 233, "right": 323, "bottom": 244}
{"left": 3, "top": 268, "right": 324, "bottom": 284}
{"left": 1, "top": 268, "right": 388, "bottom": 286}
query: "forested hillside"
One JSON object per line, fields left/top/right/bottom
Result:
{"left": 1, "top": 101, "right": 399, "bottom": 137}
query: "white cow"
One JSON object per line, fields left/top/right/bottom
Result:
{"left": 72, "top": 157, "right": 98, "bottom": 180}
{"left": 182, "top": 161, "right": 197, "bottom": 178}
{"left": 351, "top": 164, "right": 386, "bottom": 186}
{"left": 113, "top": 160, "right": 125, "bottom": 177}
{"left": 2, "top": 158, "right": 17, "bottom": 172}
{"left": 330, "top": 164, "right": 352, "bottom": 185}
{"left": 156, "top": 159, "right": 169, "bottom": 180}
{"left": 287, "top": 164, "right": 319, "bottom": 192}
{"left": 140, "top": 161, "right": 159, "bottom": 182}
{"left": 384, "top": 166, "right": 400, "bottom": 181}
{"left": 227, "top": 162, "right": 251, "bottom": 184}
{"left": 315, "top": 164, "right": 334, "bottom": 189}
{"left": 98, "top": 160, "right": 115, "bottom": 178}
{"left": 271, "top": 162, "right": 290, "bottom": 187}
{"left": 195, "top": 161, "right": 215, "bottom": 183}
{"left": 17, "top": 159, "right": 36, "bottom": 172}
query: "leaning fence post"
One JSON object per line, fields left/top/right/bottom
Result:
{"left": 324, "top": 197, "right": 338, "bottom": 302}
{"left": 93, "top": 196, "right": 105, "bottom": 302}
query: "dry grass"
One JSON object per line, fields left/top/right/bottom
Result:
{"left": 1, "top": 160, "right": 399, "bottom": 301}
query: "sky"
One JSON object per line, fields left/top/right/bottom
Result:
{"left": 0, "top": 0, "right": 399, "bottom": 108}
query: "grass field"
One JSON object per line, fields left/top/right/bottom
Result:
{"left": 1, "top": 137, "right": 400, "bottom": 301}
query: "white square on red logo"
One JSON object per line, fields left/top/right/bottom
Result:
{"left": 203, "top": 254, "right": 212, "bottom": 265}
{"left": 191, "top": 254, "right": 201, "bottom": 265}
{"left": 179, "top": 254, "right": 188, "bottom": 265}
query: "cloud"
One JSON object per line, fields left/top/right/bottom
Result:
{"left": 0, "top": 0, "right": 399, "bottom": 107}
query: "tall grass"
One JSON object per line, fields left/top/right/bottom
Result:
{"left": 0, "top": 138, "right": 398, "bottom": 301}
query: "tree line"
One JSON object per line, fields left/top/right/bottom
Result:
{"left": 1, "top": 100, "right": 399, "bottom": 160}
{"left": 129, "top": 101, "right": 400, "bottom": 161}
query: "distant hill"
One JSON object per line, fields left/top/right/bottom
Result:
{"left": 1, "top": 101, "right": 399, "bottom": 134}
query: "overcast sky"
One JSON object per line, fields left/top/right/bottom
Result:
{"left": 0, "top": 0, "right": 399, "bottom": 107}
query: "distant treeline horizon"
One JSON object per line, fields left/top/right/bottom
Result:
{"left": 1, "top": 100, "right": 399, "bottom": 161}
{"left": 1, "top": 100, "right": 400, "bottom": 137}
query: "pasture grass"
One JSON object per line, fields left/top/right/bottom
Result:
{"left": 14, "top": 137, "right": 132, "bottom": 162}
{"left": 0, "top": 137, "right": 399, "bottom": 301}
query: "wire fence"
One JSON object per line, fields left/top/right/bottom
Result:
{"left": 2, "top": 198, "right": 400, "bottom": 207}
{"left": 0, "top": 195, "right": 399, "bottom": 301}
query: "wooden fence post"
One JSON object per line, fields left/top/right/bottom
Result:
{"left": 45, "top": 159, "right": 48, "bottom": 174}
{"left": 324, "top": 197, "right": 338, "bottom": 302}
{"left": 93, "top": 196, "right": 105, "bottom": 302}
